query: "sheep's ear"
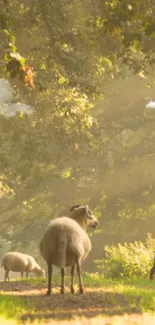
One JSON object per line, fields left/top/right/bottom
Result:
{"left": 85, "top": 205, "right": 92, "bottom": 219}
{"left": 70, "top": 204, "right": 81, "bottom": 212}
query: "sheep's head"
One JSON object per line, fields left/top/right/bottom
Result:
{"left": 70, "top": 204, "right": 99, "bottom": 230}
{"left": 37, "top": 268, "right": 46, "bottom": 278}
{"left": 85, "top": 205, "right": 99, "bottom": 228}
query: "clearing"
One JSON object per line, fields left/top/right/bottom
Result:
{"left": 1, "top": 275, "right": 155, "bottom": 324}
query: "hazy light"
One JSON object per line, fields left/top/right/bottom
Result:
{"left": 146, "top": 100, "right": 155, "bottom": 109}
{"left": 0, "top": 79, "right": 33, "bottom": 118}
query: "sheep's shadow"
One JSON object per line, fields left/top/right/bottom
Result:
{"left": 15, "top": 289, "right": 143, "bottom": 322}
{"left": 0, "top": 281, "right": 143, "bottom": 322}
{"left": 21, "top": 292, "right": 142, "bottom": 322}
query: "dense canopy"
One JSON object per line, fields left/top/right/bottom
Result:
{"left": 1, "top": 0, "right": 155, "bottom": 266}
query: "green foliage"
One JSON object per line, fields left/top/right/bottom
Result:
{"left": 1, "top": 0, "right": 155, "bottom": 255}
{"left": 94, "top": 234, "right": 155, "bottom": 278}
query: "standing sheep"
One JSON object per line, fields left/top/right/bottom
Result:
{"left": 1, "top": 252, "right": 45, "bottom": 281}
{"left": 40, "top": 204, "right": 98, "bottom": 295}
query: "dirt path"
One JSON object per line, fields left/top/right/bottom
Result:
{"left": 1, "top": 281, "right": 155, "bottom": 325}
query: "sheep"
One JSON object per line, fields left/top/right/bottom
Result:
{"left": 40, "top": 204, "right": 98, "bottom": 295}
{"left": 1, "top": 252, "right": 45, "bottom": 281}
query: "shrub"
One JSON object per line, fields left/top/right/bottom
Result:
{"left": 94, "top": 233, "right": 155, "bottom": 278}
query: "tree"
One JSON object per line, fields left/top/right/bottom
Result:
{"left": 1, "top": 0, "right": 155, "bottom": 261}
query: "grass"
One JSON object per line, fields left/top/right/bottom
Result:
{"left": 0, "top": 295, "right": 26, "bottom": 323}
{"left": 84, "top": 274, "right": 155, "bottom": 311}
{"left": 1, "top": 274, "right": 155, "bottom": 324}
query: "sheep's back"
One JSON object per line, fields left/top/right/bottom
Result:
{"left": 25, "top": 255, "right": 38, "bottom": 271}
{"left": 40, "top": 217, "right": 92, "bottom": 267}
{"left": 2, "top": 252, "right": 29, "bottom": 272}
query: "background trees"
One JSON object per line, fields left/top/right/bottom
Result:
{"left": 1, "top": 0, "right": 155, "bottom": 269}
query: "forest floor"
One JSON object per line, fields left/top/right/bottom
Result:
{"left": 1, "top": 275, "right": 155, "bottom": 324}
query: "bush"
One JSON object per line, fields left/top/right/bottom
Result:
{"left": 94, "top": 234, "right": 155, "bottom": 278}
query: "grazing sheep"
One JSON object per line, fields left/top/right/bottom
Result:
{"left": 1, "top": 252, "right": 45, "bottom": 281}
{"left": 40, "top": 204, "right": 98, "bottom": 295}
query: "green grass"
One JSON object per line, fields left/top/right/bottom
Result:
{"left": 0, "top": 295, "right": 26, "bottom": 321}
{"left": 1, "top": 274, "right": 155, "bottom": 324}
{"left": 84, "top": 273, "right": 155, "bottom": 312}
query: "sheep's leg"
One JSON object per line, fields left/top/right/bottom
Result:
{"left": 46, "top": 263, "right": 53, "bottom": 296}
{"left": 70, "top": 265, "right": 76, "bottom": 294}
{"left": 4, "top": 271, "right": 7, "bottom": 282}
{"left": 7, "top": 271, "right": 10, "bottom": 281}
{"left": 60, "top": 268, "right": 65, "bottom": 294}
{"left": 21, "top": 272, "right": 24, "bottom": 278}
{"left": 25, "top": 272, "right": 29, "bottom": 278}
{"left": 4, "top": 271, "right": 8, "bottom": 282}
{"left": 76, "top": 260, "right": 84, "bottom": 294}
{"left": 5, "top": 271, "right": 10, "bottom": 282}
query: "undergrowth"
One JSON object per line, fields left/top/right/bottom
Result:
{"left": 94, "top": 234, "right": 155, "bottom": 278}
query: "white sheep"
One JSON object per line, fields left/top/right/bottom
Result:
{"left": 1, "top": 252, "right": 45, "bottom": 281}
{"left": 40, "top": 204, "right": 98, "bottom": 295}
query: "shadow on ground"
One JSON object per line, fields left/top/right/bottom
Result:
{"left": 0, "top": 281, "right": 142, "bottom": 322}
